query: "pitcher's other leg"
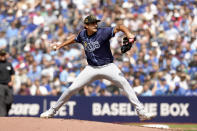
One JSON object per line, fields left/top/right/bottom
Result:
{"left": 40, "top": 66, "right": 98, "bottom": 118}
{"left": 101, "top": 64, "right": 144, "bottom": 111}
{"left": 100, "top": 64, "right": 156, "bottom": 121}
{"left": 53, "top": 66, "right": 98, "bottom": 110}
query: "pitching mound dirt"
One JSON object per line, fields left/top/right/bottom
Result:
{"left": 0, "top": 117, "right": 168, "bottom": 131}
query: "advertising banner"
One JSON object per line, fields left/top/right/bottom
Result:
{"left": 9, "top": 96, "right": 197, "bottom": 123}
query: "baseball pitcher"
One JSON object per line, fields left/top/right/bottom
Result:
{"left": 40, "top": 15, "right": 156, "bottom": 121}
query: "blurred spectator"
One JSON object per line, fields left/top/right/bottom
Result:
{"left": 84, "top": 85, "right": 96, "bottom": 96}
{"left": 189, "top": 53, "right": 197, "bottom": 79}
{"left": 0, "top": 31, "right": 7, "bottom": 49}
{"left": 18, "top": 83, "right": 30, "bottom": 96}
{"left": 99, "top": 88, "right": 112, "bottom": 96}
{"left": 30, "top": 79, "right": 48, "bottom": 96}
{"left": 171, "top": 83, "right": 186, "bottom": 96}
{"left": 50, "top": 77, "right": 61, "bottom": 96}
{"left": 186, "top": 80, "right": 197, "bottom": 96}
{"left": 59, "top": 64, "right": 69, "bottom": 92}
{"left": 133, "top": 78, "right": 143, "bottom": 95}
{"left": 27, "top": 61, "right": 41, "bottom": 82}
{"left": 152, "top": 78, "right": 170, "bottom": 96}
{"left": 179, "top": 73, "right": 189, "bottom": 90}
{"left": 189, "top": 53, "right": 197, "bottom": 67}
{"left": 41, "top": 76, "right": 52, "bottom": 94}
{"left": 141, "top": 82, "right": 153, "bottom": 96}
{"left": 167, "top": 70, "right": 181, "bottom": 92}
{"left": 13, "top": 67, "right": 29, "bottom": 94}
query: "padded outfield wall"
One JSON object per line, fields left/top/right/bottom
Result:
{"left": 8, "top": 96, "right": 197, "bottom": 123}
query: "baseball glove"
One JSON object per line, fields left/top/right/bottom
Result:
{"left": 121, "top": 37, "right": 136, "bottom": 54}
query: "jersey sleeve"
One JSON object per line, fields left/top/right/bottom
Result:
{"left": 102, "top": 27, "right": 115, "bottom": 40}
{"left": 75, "top": 31, "right": 82, "bottom": 43}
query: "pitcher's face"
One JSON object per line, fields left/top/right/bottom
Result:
{"left": 85, "top": 22, "right": 98, "bottom": 33}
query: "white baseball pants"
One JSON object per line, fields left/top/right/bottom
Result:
{"left": 53, "top": 63, "right": 144, "bottom": 112}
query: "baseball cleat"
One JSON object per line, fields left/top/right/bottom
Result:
{"left": 40, "top": 108, "right": 56, "bottom": 118}
{"left": 137, "top": 110, "right": 156, "bottom": 121}
{"left": 138, "top": 113, "right": 156, "bottom": 121}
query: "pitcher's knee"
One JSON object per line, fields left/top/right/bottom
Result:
{"left": 113, "top": 79, "right": 129, "bottom": 89}
{"left": 119, "top": 78, "right": 129, "bottom": 84}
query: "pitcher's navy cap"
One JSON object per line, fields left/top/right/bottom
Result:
{"left": 84, "top": 15, "right": 101, "bottom": 24}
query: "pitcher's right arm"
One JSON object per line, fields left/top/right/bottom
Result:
{"left": 53, "top": 34, "right": 76, "bottom": 50}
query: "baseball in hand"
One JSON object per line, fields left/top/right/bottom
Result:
{"left": 53, "top": 45, "right": 57, "bottom": 50}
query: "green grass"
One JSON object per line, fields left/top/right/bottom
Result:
{"left": 124, "top": 123, "right": 197, "bottom": 131}
{"left": 167, "top": 124, "right": 197, "bottom": 131}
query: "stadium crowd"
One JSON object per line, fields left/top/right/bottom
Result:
{"left": 0, "top": 0, "right": 197, "bottom": 97}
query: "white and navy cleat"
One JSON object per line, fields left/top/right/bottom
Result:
{"left": 137, "top": 110, "right": 156, "bottom": 121}
{"left": 40, "top": 108, "right": 56, "bottom": 118}
{"left": 139, "top": 113, "right": 156, "bottom": 121}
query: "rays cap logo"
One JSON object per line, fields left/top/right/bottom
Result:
{"left": 84, "top": 15, "right": 101, "bottom": 24}
{"left": 0, "top": 49, "right": 6, "bottom": 56}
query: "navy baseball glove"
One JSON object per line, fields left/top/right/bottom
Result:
{"left": 121, "top": 36, "right": 136, "bottom": 54}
